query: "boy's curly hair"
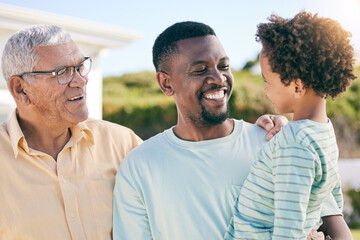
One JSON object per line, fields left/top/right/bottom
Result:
{"left": 256, "top": 11, "right": 357, "bottom": 98}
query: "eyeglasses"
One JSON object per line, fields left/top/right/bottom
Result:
{"left": 18, "top": 57, "right": 92, "bottom": 85}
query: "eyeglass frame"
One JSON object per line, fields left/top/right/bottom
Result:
{"left": 17, "top": 57, "right": 92, "bottom": 85}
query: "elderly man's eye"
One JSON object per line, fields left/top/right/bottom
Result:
{"left": 57, "top": 67, "right": 67, "bottom": 76}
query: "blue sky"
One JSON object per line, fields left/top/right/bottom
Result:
{"left": 2, "top": 0, "right": 360, "bottom": 76}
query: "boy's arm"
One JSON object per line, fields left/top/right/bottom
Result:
{"left": 319, "top": 215, "right": 353, "bottom": 240}
{"left": 113, "top": 158, "right": 152, "bottom": 240}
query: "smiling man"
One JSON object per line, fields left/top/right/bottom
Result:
{"left": 0, "top": 25, "right": 142, "bottom": 240}
{"left": 113, "top": 21, "right": 352, "bottom": 239}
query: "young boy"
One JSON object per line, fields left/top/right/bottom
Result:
{"left": 225, "top": 11, "right": 356, "bottom": 239}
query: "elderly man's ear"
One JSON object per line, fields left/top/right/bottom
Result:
{"left": 156, "top": 71, "right": 174, "bottom": 96}
{"left": 8, "top": 76, "right": 30, "bottom": 105}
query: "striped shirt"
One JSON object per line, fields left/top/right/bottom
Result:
{"left": 225, "top": 119, "right": 343, "bottom": 240}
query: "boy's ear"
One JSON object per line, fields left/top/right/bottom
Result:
{"left": 293, "top": 78, "right": 306, "bottom": 98}
{"left": 156, "top": 71, "right": 174, "bottom": 96}
{"left": 8, "top": 75, "right": 30, "bottom": 105}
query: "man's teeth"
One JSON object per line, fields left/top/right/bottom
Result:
{"left": 69, "top": 95, "right": 82, "bottom": 101}
{"left": 204, "top": 90, "right": 224, "bottom": 99}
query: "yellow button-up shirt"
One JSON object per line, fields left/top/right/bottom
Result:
{"left": 0, "top": 110, "right": 142, "bottom": 240}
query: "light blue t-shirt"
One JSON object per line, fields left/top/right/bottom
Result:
{"left": 113, "top": 119, "right": 341, "bottom": 240}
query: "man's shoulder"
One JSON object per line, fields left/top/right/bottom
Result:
{"left": 235, "top": 119, "right": 263, "bottom": 130}
{"left": 233, "top": 119, "right": 267, "bottom": 139}
{"left": 121, "top": 131, "right": 168, "bottom": 165}
{"left": 0, "top": 121, "right": 8, "bottom": 135}
{"left": 128, "top": 131, "right": 167, "bottom": 153}
{"left": 78, "top": 119, "right": 142, "bottom": 149}
{"left": 81, "top": 118, "right": 136, "bottom": 136}
{"left": 0, "top": 121, "right": 10, "bottom": 146}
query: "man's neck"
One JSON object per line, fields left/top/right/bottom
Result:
{"left": 17, "top": 113, "right": 72, "bottom": 161}
{"left": 173, "top": 118, "right": 234, "bottom": 141}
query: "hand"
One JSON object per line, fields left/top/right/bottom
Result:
{"left": 306, "top": 230, "right": 325, "bottom": 240}
{"left": 256, "top": 114, "right": 288, "bottom": 140}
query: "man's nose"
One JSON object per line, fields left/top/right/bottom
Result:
{"left": 206, "top": 69, "right": 226, "bottom": 84}
{"left": 69, "top": 70, "right": 88, "bottom": 87}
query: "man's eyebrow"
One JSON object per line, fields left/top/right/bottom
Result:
{"left": 190, "top": 60, "right": 207, "bottom": 67}
{"left": 220, "top": 57, "right": 230, "bottom": 62}
{"left": 189, "top": 57, "right": 230, "bottom": 67}
{"left": 54, "top": 56, "right": 86, "bottom": 71}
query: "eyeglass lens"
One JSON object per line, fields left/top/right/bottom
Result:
{"left": 57, "top": 58, "right": 92, "bottom": 84}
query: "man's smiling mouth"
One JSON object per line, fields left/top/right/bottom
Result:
{"left": 68, "top": 94, "right": 84, "bottom": 101}
{"left": 203, "top": 87, "right": 228, "bottom": 100}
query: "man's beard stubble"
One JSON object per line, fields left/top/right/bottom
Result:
{"left": 200, "top": 103, "right": 229, "bottom": 125}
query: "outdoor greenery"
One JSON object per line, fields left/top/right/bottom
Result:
{"left": 103, "top": 66, "right": 360, "bottom": 158}
{"left": 345, "top": 188, "right": 360, "bottom": 228}
{"left": 351, "top": 229, "right": 360, "bottom": 239}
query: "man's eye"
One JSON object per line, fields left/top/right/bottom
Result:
{"left": 219, "top": 65, "right": 229, "bottom": 70}
{"left": 78, "top": 63, "right": 85, "bottom": 71}
{"left": 57, "top": 68, "right": 67, "bottom": 76}
{"left": 193, "top": 66, "right": 206, "bottom": 74}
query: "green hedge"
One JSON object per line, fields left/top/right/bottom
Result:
{"left": 346, "top": 188, "right": 360, "bottom": 228}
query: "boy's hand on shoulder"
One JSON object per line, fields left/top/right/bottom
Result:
{"left": 256, "top": 114, "right": 288, "bottom": 140}
{"left": 306, "top": 230, "right": 325, "bottom": 240}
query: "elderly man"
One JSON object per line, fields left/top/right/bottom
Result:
{"left": 113, "top": 21, "right": 352, "bottom": 239}
{"left": 0, "top": 25, "right": 142, "bottom": 239}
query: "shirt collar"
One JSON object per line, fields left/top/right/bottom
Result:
{"left": 69, "top": 121, "right": 95, "bottom": 146}
{"left": 7, "top": 110, "right": 27, "bottom": 158}
{"left": 7, "top": 109, "right": 95, "bottom": 158}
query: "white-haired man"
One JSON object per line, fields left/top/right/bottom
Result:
{"left": 0, "top": 25, "right": 142, "bottom": 240}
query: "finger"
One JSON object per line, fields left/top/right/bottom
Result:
{"left": 266, "top": 132, "right": 274, "bottom": 141}
{"left": 266, "top": 127, "right": 281, "bottom": 141}
{"left": 306, "top": 230, "right": 325, "bottom": 240}
{"left": 256, "top": 114, "right": 274, "bottom": 131}
{"left": 272, "top": 115, "right": 288, "bottom": 132}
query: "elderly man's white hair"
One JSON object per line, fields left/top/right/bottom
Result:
{"left": 1, "top": 25, "right": 72, "bottom": 83}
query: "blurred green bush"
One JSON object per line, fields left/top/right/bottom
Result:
{"left": 103, "top": 66, "right": 360, "bottom": 157}
{"left": 345, "top": 188, "right": 360, "bottom": 228}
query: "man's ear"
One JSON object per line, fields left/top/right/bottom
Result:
{"left": 293, "top": 78, "right": 306, "bottom": 98}
{"left": 156, "top": 71, "right": 174, "bottom": 96}
{"left": 8, "top": 75, "right": 30, "bottom": 105}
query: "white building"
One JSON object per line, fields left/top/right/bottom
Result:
{"left": 0, "top": 3, "right": 141, "bottom": 122}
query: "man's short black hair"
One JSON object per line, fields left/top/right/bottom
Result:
{"left": 152, "top": 21, "right": 216, "bottom": 72}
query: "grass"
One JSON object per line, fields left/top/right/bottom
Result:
{"left": 351, "top": 228, "right": 360, "bottom": 239}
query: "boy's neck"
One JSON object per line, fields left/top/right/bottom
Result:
{"left": 292, "top": 93, "right": 328, "bottom": 123}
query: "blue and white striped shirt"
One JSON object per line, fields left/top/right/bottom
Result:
{"left": 225, "top": 119, "right": 343, "bottom": 240}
